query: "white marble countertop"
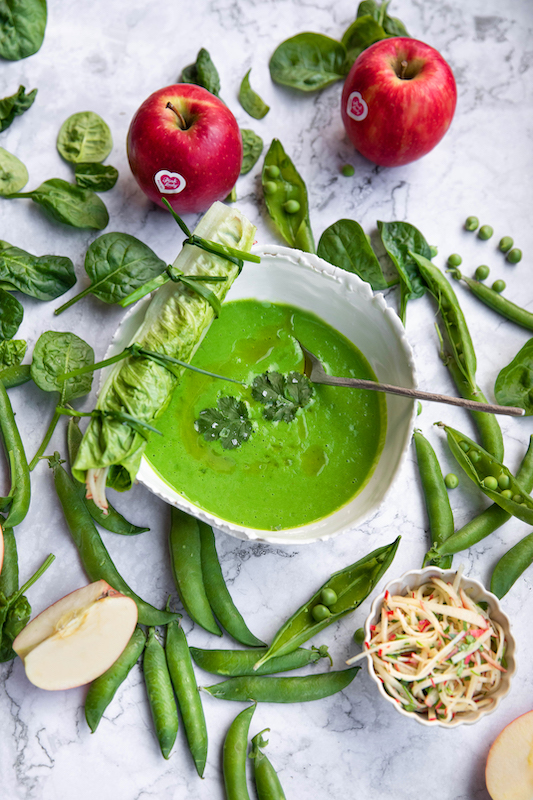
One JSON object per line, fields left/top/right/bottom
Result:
{"left": 1, "top": 1, "right": 532, "bottom": 798}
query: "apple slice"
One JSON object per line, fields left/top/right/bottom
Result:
{"left": 486, "top": 710, "right": 533, "bottom": 800}
{"left": 13, "top": 580, "right": 138, "bottom": 690}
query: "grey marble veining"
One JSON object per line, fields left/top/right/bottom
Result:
{"left": 1, "top": 0, "right": 533, "bottom": 797}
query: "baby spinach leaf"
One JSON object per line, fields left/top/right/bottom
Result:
{"left": 341, "top": 15, "right": 389, "bottom": 67}
{"left": 0, "top": 338, "right": 26, "bottom": 369}
{"left": 54, "top": 232, "right": 167, "bottom": 314}
{"left": 494, "top": 338, "right": 533, "bottom": 415}
{"left": 0, "top": 146, "right": 28, "bottom": 195}
{"left": 0, "top": 85, "right": 37, "bottom": 131}
{"left": 74, "top": 162, "right": 118, "bottom": 192}
{"left": 377, "top": 220, "right": 431, "bottom": 323}
{"left": 7, "top": 178, "right": 109, "bottom": 229}
{"left": 0, "top": 288, "right": 23, "bottom": 340}
{"left": 251, "top": 371, "right": 313, "bottom": 422}
{"left": 195, "top": 396, "right": 252, "bottom": 449}
{"left": 0, "top": 0, "right": 47, "bottom": 60}
{"left": 356, "top": 1, "right": 409, "bottom": 36}
{"left": 0, "top": 240, "right": 76, "bottom": 299}
{"left": 57, "top": 111, "right": 113, "bottom": 164}
{"left": 181, "top": 48, "right": 220, "bottom": 96}
{"left": 239, "top": 69, "right": 269, "bottom": 119}
{"left": 269, "top": 33, "right": 348, "bottom": 92}
{"left": 262, "top": 138, "right": 315, "bottom": 253}
{"left": 241, "top": 129, "right": 263, "bottom": 175}
{"left": 317, "top": 219, "right": 388, "bottom": 290}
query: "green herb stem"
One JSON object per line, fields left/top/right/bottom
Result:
{"left": 54, "top": 284, "right": 95, "bottom": 315}
{"left": 17, "top": 554, "right": 55, "bottom": 600}
{"left": 28, "top": 408, "right": 61, "bottom": 471}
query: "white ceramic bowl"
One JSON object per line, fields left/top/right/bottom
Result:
{"left": 363, "top": 567, "right": 516, "bottom": 728}
{"left": 109, "top": 244, "right": 416, "bottom": 544}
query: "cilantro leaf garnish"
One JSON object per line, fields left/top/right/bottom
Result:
{"left": 251, "top": 371, "right": 313, "bottom": 422}
{"left": 195, "top": 396, "right": 252, "bottom": 449}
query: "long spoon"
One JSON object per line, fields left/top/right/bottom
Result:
{"left": 296, "top": 340, "right": 524, "bottom": 417}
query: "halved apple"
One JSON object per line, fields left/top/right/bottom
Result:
{"left": 486, "top": 709, "right": 533, "bottom": 800}
{"left": 13, "top": 580, "right": 138, "bottom": 690}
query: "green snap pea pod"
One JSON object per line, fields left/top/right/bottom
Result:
{"left": 455, "top": 272, "right": 533, "bottom": 332}
{"left": 430, "top": 435, "right": 533, "bottom": 557}
{"left": 439, "top": 424, "right": 533, "bottom": 525}
{"left": 0, "top": 365, "right": 31, "bottom": 389}
{"left": 491, "top": 530, "right": 533, "bottom": 599}
{"left": 410, "top": 253, "right": 477, "bottom": 394}
{"left": 249, "top": 730, "right": 287, "bottom": 800}
{"left": 165, "top": 615, "right": 208, "bottom": 777}
{"left": 143, "top": 627, "right": 179, "bottom": 759}
{"left": 223, "top": 703, "right": 256, "bottom": 800}
{"left": 169, "top": 507, "right": 221, "bottom": 636}
{"left": 0, "top": 527, "right": 18, "bottom": 597}
{"left": 254, "top": 537, "right": 400, "bottom": 671}
{"left": 0, "top": 380, "right": 30, "bottom": 529}
{"left": 49, "top": 454, "right": 176, "bottom": 626}
{"left": 413, "top": 430, "right": 453, "bottom": 569}
{"left": 85, "top": 626, "right": 146, "bottom": 733}
{"left": 204, "top": 667, "right": 360, "bottom": 703}
{"left": 199, "top": 522, "right": 264, "bottom": 647}
{"left": 67, "top": 419, "right": 149, "bottom": 535}
{"left": 190, "top": 644, "right": 331, "bottom": 677}
{"left": 262, "top": 139, "right": 315, "bottom": 253}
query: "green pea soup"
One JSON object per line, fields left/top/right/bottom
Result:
{"left": 144, "top": 299, "right": 386, "bottom": 530}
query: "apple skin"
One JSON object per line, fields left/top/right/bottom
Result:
{"left": 127, "top": 84, "right": 243, "bottom": 214}
{"left": 341, "top": 37, "right": 457, "bottom": 167}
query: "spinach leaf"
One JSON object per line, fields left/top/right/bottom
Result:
{"left": 54, "top": 232, "right": 167, "bottom": 314}
{"left": 262, "top": 138, "right": 315, "bottom": 253}
{"left": 0, "top": 85, "right": 37, "bottom": 131}
{"left": 7, "top": 178, "right": 109, "bottom": 229}
{"left": 494, "top": 338, "right": 533, "bottom": 415}
{"left": 317, "top": 219, "right": 388, "bottom": 290}
{"left": 0, "top": 0, "right": 47, "bottom": 60}
{"left": 356, "top": 1, "right": 409, "bottom": 36}
{"left": 0, "top": 146, "right": 28, "bottom": 195}
{"left": 0, "top": 240, "right": 76, "bottom": 299}
{"left": 239, "top": 69, "right": 269, "bottom": 119}
{"left": 181, "top": 48, "right": 220, "bottom": 96}
{"left": 195, "top": 396, "right": 252, "bottom": 449}
{"left": 0, "top": 338, "right": 26, "bottom": 369}
{"left": 341, "top": 15, "right": 389, "bottom": 67}
{"left": 57, "top": 112, "right": 113, "bottom": 164}
{"left": 74, "top": 162, "right": 118, "bottom": 192}
{"left": 251, "top": 371, "right": 313, "bottom": 422}
{"left": 240, "top": 129, "right": 263, "bottom": 175}
{"left": 0, "top": 287, "right": 23, "bottom": 339}
{"left": 269, "top": 33, "right": 348, "bottom": 92}
{"left": 377, "top": 220, "right": 431, "bottom": 323}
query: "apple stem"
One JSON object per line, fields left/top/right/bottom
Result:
{"left": 400, "top": 60, "right": 409, "bottom": 79}
{"left": 166, "top": 101, "right": 188, "bottom": 130}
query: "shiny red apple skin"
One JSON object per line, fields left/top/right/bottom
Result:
{"left": 341, "top": 37, "right": 457, "bottom": 167}
{"left": 127, "top": 84, "right": 243, "bottom": 214}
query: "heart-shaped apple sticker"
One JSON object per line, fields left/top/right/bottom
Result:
{"left": 154, "top": 169, "right": 186, "bottom": 194}
{"left": 346, "top": 91, "right": 368, "bottom": 122}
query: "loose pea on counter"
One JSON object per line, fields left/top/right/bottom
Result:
{"left": 478, "top": 224, "right": 494, "bottom": 240}
{"left": 465, "top": 215, "right": 479, "bottom": 231}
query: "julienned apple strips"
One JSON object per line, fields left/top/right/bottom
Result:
{"left": 72, "top": 201, "right": 257, "bottom": 510}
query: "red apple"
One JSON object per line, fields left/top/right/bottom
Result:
{"left": 127, "top": 84, "right": 243, "bottom": 214}
{"left": 341, "top": 37, "right": 457, "bottom": 167}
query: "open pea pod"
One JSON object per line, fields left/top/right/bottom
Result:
{"left": 440, "top": 423, "right": 533, "bottom": 525}
{"left": 253, "top": 536, "right": 400, "bottom": 671}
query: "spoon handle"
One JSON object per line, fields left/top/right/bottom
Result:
{"left": 317, "top": 375, "right": 524, "bottom": 417}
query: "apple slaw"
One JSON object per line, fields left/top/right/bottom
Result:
{"left": 347, "top": 569, "right": 506, "bottom": 722}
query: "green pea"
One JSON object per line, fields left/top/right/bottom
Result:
{"left": 417, "top": 401, "right": 422, "bottom": 416}
{"left": 467, "top": 448, "right": 482, "bottom": 463}
{"left": 498, "top": 474, "right": 510, "bottom": 490}
{"left": 444, "top": 473, "right": 459, "bottom": 489}
{"left": 501, "top": 489, "right": 513, "bottom": 500}
{"left": 283, "top": 199, "right": 300, "bottom": 214}
{"left": 478, "top": 225, "right": 494, "bottom": 240}
{"left": 499, "top": 236, "right": 513, "bottom": 253}
{"left": 492, "top": 279, "right": 506, "bottom": 294}
{"left": 311, "top": 604, "right": 331, "bottom": 622}
{"left": 353, "top": 628, "right": 365, "bottom": 646}
{"left": 265, "top": 165, "right": 280, "bottom": 179}
{"left": 459, "top": 441, "right": 470, "bottom": 452}
{"left": 512, "top": 494, "right": 523, "bottom": 504}
{"left": 447, "top": 254, "right": 462, "bottom": 268}
{"left": 320, "top": 587, "right": 338, "bottom": 607}
{"left": 483, "top": 476, "right": 499, "bottom": 491}
{"left": 341, "top": 164, "right": 355, "bottom": 177}
{"left": 465, "top": 216, "right": 479, "bottom": 231}
{"left": 475, "top": 265, "right": 490, "bottom": 281}
{"left": 263, "top": 181, "right": 278, "bottom": 196}
{"left": 506, "top": 248, "right": 522, "bottom": 264}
